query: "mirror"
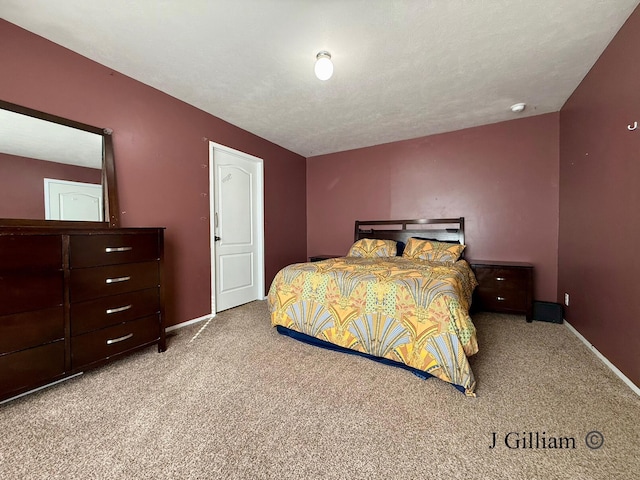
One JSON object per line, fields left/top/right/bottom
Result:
{"left": 0, "top": 99, "right": 119, "bottom": 228}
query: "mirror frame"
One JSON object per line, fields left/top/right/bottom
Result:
{"left": 0, "top": 99, "right": 119, "bottom": 228}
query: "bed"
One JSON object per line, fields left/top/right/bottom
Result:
{"left": 267, "top": 218, "right": 479, "bottom": 396}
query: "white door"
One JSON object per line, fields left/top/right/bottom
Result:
{"left": 44, "top": 178, "right": 103, "bottom": 221}
{"left": 209, "top": 142, "right": 264, "bottom": 313}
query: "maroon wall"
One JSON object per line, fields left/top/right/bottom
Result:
{"left": 0, "top": 20, "right": 307, "bottom": 327}
{"left": 559, "top": 8, "right": 640, "bottom": 386}
{"left": 0, "top": 153, "right": 101, "bottom": 219}
{"left": 307, "top": 113, "right": 560, "bottom": 302}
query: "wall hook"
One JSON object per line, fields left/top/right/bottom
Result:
{"left": 628, "top": 121, "right": 637, "bottom": 131}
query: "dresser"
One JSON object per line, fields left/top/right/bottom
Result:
{"left": 468, "top": 260, "right": 534, "bottom": 322}
{"left": 0, "top": 227, "right": 165, "bottom": 402}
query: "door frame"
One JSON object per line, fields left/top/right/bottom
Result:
{"left": 208, "top": 141, "right": 265, "bottom": 316}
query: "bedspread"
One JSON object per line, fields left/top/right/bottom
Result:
{"left": 267, "top": 256, "right": 479, "bottom": 396}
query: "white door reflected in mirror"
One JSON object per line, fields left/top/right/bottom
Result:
{"left": 44, "top": 178, "right": 103, "bottom": 221}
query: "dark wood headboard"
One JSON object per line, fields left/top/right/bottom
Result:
{"left": 354, "top": 218, "right": 465, "bottom": 245}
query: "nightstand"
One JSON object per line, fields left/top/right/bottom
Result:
{"left": 468, "top": 260, "right": 534, "bottom": 322}
{"left": 309, "top": 254, "right": 342, "bottom": 262}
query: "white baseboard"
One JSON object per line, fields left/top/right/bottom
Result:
{"left": 165, "top": 313, "right": 214, "bottom": 333}
{"left": 564, "top": 320, "right": 640, "bottom": 397}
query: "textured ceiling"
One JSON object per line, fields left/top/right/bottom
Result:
{"left": 2, "top": 0, "right": 639, "bottom": 157}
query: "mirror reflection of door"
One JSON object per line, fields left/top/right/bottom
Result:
{"left": 44, "top": 178, "right": 103, "bottom": 221}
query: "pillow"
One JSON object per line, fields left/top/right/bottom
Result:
{"left": 402, "top": 237, "right": 465, "bottom": 263}
{"left": 347, "top": 238, "right": 397, "bottom": 258}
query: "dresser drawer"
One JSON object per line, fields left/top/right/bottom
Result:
{"left": 70, "top": 261, "right": 160, "bottom": 302}
{"left": 70, "top": 288, "right": 160, "bottom": 336}
{"left": 0, "top": 271, "right": 64, "bottom": 316}
{"left": 0, "top": 306, "right": 64, "bottom": 354}
{"left": 70, "top": 233, "right": 160, "bottom": 268}
{"left": 71, "top": 314, "right": 160, "bottom": 369}
{"left": 0, "top": 341, "right": 66, "bottom": 396}
{"left": 0, "top": 235, "right": 62, "bottom": 270}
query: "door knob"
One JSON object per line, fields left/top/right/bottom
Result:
{"left": 214, "top": 236, "right": 221, "bottom": 242}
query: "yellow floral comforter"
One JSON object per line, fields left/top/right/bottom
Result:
{"left": 267, "top": 256, "right": 479, "bottom": 396}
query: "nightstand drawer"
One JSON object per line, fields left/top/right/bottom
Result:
{"left": 474, "top": 267, "right": 529, "bottom": 292}
{"left": 475, "top": 289, "right": 527, "bottom": 311}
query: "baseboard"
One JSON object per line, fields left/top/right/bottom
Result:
{"left": 564, "top": 320, "right": 640, "bottom": 397}
{"left": 165, "top": 313, "right": 214, "bottom": 333}
{"left": 165, "top": 301, "right": 266, "bottom": 333}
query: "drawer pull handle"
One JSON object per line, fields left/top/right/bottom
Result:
{"left": 497, "top": 296, "right": 505, "bottom": 301}
{"left": 495, "top": 277, "right": 506, "bottom": 281}
{"left": 105, "top": 246, "right": 133, "bottom": 253}
{"left": 106, "top": 276, "right": 131, "bottom": 284}
{"left": 106, "top": 304, "right": 133, "bottom": 314}
{"left": 106, "top": 333, "right": 133, "bottom": 345}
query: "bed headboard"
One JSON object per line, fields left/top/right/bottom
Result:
{"left": 354, "top": 218, "right": 465, "bottom": 245}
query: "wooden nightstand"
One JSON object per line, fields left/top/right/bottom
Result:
{"left": 468, "top": 260, "right": 534, "bottom": 322}
{"left": 309, "top": 254, "right": 342, "bottom": 262}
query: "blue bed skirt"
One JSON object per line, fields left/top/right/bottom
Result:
{"left": 275, "top": 325, "right": 466, "bottom": 395}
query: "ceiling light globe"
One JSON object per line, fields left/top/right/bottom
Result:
{"left": 315, "top": 52, "right": 333, "bottom": 81}
{"left": 510, "top": 103, "right": 526, "bottom": 113}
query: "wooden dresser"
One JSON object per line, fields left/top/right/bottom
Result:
{"left": 0, "top": 227, "right": 165, "bottom": 402}
{"left": 468, "top": 260, "right": 534, "bottom": 322}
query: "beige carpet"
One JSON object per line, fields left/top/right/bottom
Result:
{"left": 1, "top": 301, "right": 638, "bottom": 479}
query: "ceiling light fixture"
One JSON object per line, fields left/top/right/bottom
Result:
{"left": 314, "top": 51, "right": 333, "bottom": 81}
{"left": 510, "top": 103, "right": 526, "bottom": 113}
